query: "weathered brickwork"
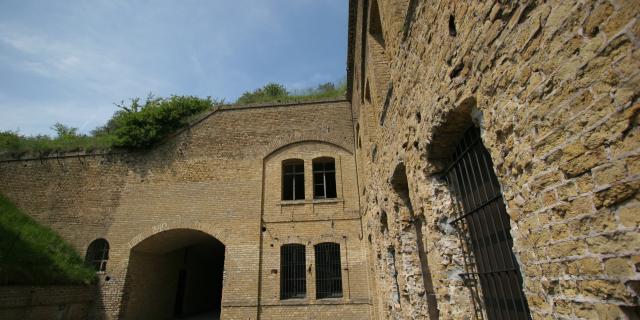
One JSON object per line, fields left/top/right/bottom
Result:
{"left": 0, "top": 100, "right": 371, "bottom": 319}
{"left": 349, "top": 0, "right": 639, "bottom": 319}
{"left": 1, "top": 1, "right": 639, "bottom": 319}
{"left": 0, "top": 286, "right": 95, "bottom": 320}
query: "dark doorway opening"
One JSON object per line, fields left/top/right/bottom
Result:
{"left": 174, "top": 268, "right": 187, "bottom": 316}
{"left": 121, "top": 229, "right": 225, "bottom": 320}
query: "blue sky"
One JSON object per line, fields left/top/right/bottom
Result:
{"left": 0, "top": 0, "right": 348, "bottom": 136}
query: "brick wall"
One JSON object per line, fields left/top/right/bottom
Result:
{"left": 0, "top": 286, "right": 95, "bottom": 320}
{"left": 350, "top": 0, "right": 639, "bottom": 319}
{"left": 0, "top": 100, "right": 372, "bottom": 319}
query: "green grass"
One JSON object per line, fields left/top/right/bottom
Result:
{"left": 235, "top": 80, "right": 346, "bottom": 105}
{"left": 0, "top": 80, "right": 346, "bottom": 157}
{"left": 0, "top": 131, "right": 115, "bottom": 158}
{"left": 0, "top": 194, "right": 97, "bottom": 285}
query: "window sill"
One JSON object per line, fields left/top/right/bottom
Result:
{"left": 314, "top": 297, "right": 345, "bottom": 304}
{"left": 280, "top": 199, "right": 307, "bottom": 205}
{"left": 277, "top": 297, "right": 347, "bottom": 305}
{"left": 280, "top": 198, "right": 343, "bottom": 206}
{"left": 279, "top": 297, "right": 308, "bottom": 304}
{"left": 312, "top": 198, "right": 342, "bottom": 204}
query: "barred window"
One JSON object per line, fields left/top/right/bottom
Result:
{"left": 313, "top": 158, "right": 337, "bottom": 199}
{"left": 85, "top": 238, "right": 109, "bottom": 272}
{"left": 282, "top": 159, "right": 305, "bottom": 200}
{"left": 315, "top": 242, "right": 342, "bottom": 299}
{"left": 445, "top": 126, "right": 531, "bottom": 319}
{"left": 280, "top": 244, "right": 306, "bottom": 299}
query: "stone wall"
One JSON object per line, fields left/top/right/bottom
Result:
{"left": 0, "top": 286, "right": 95, "bottom": 320}
{"left": 349, "top": 0, "right": 639, "bottom": 319}
{"left": 0, "top": 100, "right": 372, "bottom": 319}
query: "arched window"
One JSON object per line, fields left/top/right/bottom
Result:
{"left": 280, "top": 244, "right": 306, "bottom": 299}
{"left": 445, "top": 126, "right": 530, "bottom": 319}
{"left": 314, "top": 242, "right": 342, "bottom": 299}
{"left": 282, "top": 159, "right": 305, "bottom": 200}
{"left": 313, "top": 158, "right": 337, "bottom": 199}
{"left": 85, "top": 238, "right": 109, "bottom": 272}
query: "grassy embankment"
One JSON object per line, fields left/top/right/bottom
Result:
{"left": 0, "top": 194, "right": 96, "bottom": 285}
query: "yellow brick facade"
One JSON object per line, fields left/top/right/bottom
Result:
{"left": 1, "top": 1, "right": 639, "bottom": 319}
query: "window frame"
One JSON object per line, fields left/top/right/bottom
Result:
{"left": 280, "top": 243, "right": 307, "bottom": 300}
{"left": 314, "top": 242, "right": 343, "bottom": 299}
{"left": 282, "top": 159, "right": 305, "bottom": 201}
{"left": 85, "top": 238, "right": 109, "bottom": 273}
{"left": 312, "top": 157, "right": 337, "bottom": 200}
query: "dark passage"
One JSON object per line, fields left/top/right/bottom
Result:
{"left": 173, "top": 242, "right": 225, "bottom": 319}
{"left": 122, "top": 229, "right": 225, "bottom": 320}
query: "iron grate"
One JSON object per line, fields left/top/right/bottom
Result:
{"left": 445, "top": 126, "right": 531, "bottom": 320}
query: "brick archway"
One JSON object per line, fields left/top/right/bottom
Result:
{"left": 121, "top": 228, "right": 226, "bottom": 320}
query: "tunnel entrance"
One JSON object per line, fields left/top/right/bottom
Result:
{"left": 122, "top": 229, "right": 225, "bottom": 320}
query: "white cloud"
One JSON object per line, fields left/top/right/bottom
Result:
{"left": 0, "top": 25, "right": 165, "bottom": 95}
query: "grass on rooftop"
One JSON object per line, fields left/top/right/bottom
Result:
{"left": 0, "top": 79, "right": 346, "bottom": 157}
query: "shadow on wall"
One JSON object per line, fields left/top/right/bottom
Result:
{"left": 118, "top": 229, "right": 225, "bottom": 320}
{"left": 390, "top": 162, "right": 439, "bottom": 318}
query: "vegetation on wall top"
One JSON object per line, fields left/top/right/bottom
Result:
{"left": 0, "top": 95, "right": 221, "bottom": 157}
{"left": 0, "top": 79, "right": 346, "bottom": 157}
{"left": 236, "top": 80, "right": 346, "bottom": 105}
{"left": 0, "top": 193, "right": 97, "bottom": 285}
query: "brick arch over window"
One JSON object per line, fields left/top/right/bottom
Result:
{"left": 85, "top": 238, "right": 109, "bottom": 272}
{"left": 427, "top": 96, "right": 477, "bottom": 173}
{"left": 428, "top": 97, "right": 531, "bottom": 319}
{"left": 263, "top": 140, "right": 353, "bottom": 161}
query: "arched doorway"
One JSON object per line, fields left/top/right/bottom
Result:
{"left": 121, "top": 229, "right": 225, "bottom": 320}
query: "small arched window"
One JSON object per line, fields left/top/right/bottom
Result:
{"left": 280, "top": 244, "right": 306, "bottom": 299}
{"left": 282, "top": 159, "right": 305, "bottom": 200}
{"left": 85, "top": 238, "right": 109, "bottom": 272}
{"left": 313, "top": 157, "right": 337, "bottom": 199}
{"left": 314, "top": 242, "right": 342, "bottom": 299}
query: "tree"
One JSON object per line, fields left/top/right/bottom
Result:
{"left": 51, "top": 123, "right": 79, "bottom": 138}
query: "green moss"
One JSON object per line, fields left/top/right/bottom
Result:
{"left": 0, "top": 194, "right": 96, "bottom": 285}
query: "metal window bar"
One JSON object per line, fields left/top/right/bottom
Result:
{"left": 86, "top": 239, "right": 109, "bottom": 272}
{"left": 280, "top": 244, "right": 306, "bottom": 299}
{"left": 283, "top": 161, "right": 305, "bottom": 200}
{"left": 315, "top": 242, "right": 343, "bottom": 299}
{"left": 313, "top": 160, "right": 336, "bottom": 199}
{"left": 445, "top": 126, "right": 531, "bottom": 320}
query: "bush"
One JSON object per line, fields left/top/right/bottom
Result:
{"left": 0, "top": 79, "right": 345, "bottom": 156}
{"left": 236, "top": 80, "right": 346, "bottom": 105}
{"left": 0, "top": 95, "right": 220, "bottom": 156}
{"left": 110, "top": 95, "right": 219, "bottom": 148}
{"left": 0, "top": 194, "right": 96, "bottom": 285}
{"left": 236, "top": 83, "right": 289, "bottom": 105}
{"left": 0, "top": 128, "right": 114, "bottom": 157}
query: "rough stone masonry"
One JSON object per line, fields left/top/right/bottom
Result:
{"left": 349, "top": 0, "right": 639, "bottom": 319}
{"left": 0, "top": 0, "right": 638, "bottom": 319}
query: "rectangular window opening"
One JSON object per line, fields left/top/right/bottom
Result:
{"left": 283, "top": 161, "right": 305, "bottom": 201}
{"left": 313, "top": 159, "right": 337, "bottom": 199}
{"left": 315, "top": 242, "right": 343, "bottom": 299}
{"left": 281, "top": 244, "right": 306, "bottom": 299}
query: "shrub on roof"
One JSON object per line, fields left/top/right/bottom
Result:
{"left": 107, "top": 94, "right": 220, "bottom": 149}
{"left": 236, "top": 79, "right": 346, "bottom": 105}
